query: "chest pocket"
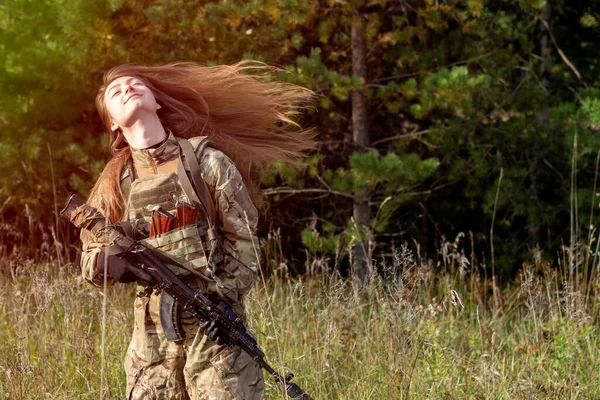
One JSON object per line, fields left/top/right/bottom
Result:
{"left": 127, "top": 172, "right": 223, "bottom": 279}
{"left": 129, "top": 173, "right": 179, "bottom": 215}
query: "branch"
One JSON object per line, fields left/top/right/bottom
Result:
{"left": 365, "top": 180, "right": 460, "bottom": 206}
{"left": 315, "top": 173, "right": 334, "bottom": 192}
{"left": 262, "top": 187, "right": 354, "bottom": 199}
{"left": 376, "top": 52, "right": 494, "bottom": 83}
{"left": 539, "top": 18, "right": 586, "bottom": 86}
{"left": 264, "top": 179, "right": 459, "bottom": 203}
{"left": 371, "top": 129, "right": 430, "bottom": 146}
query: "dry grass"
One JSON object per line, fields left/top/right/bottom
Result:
{"left": 0, "top": 236, "right": 599, "bottom": 399}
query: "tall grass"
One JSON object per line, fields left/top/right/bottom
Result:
{"left": 1, "top": 236, "right": 600, "bottom": 399}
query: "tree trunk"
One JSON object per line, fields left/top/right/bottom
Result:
{"left": 530, "top": 2, "right": 551, "bottom": 246}
{"left": 351, "top": 15, "right": 370, "bottom": 287}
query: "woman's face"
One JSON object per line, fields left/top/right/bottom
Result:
{"left": 104, "top": 76, "right": 161, "bottom": 132}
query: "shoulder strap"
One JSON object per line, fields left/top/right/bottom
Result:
{"left": 176, "top": 137, "right": 217, "bottom": 225}
{"left": 188, "top": 136, "right": 212, "bottom": 160}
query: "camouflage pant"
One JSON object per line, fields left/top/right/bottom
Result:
{"left": 125, "top": 288, "right": 265, "bottom": 400}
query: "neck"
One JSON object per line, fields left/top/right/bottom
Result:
{"left": 121, "top": 114, "right": 167, "bottom": 150}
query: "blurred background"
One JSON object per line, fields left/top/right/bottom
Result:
{"left": 1, "top": 0, "right": 599, "bottom": 284}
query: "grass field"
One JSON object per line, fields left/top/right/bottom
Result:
{"left": 1, "top": 242, "right": 599, "bottom": 399}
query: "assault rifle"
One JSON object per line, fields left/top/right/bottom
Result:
{"left": 61, "top": 194, "right": 312, "bottom": 400}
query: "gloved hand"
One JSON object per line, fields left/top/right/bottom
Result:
{"left": 97, "top": 244, "right": 155, "bottom": 284}
{"left": 201, "top": 320, "right": 226, "bottom": 345}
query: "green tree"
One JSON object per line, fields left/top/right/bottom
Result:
{"left": 2, "top": 0, "right": 600, "bottom": 282}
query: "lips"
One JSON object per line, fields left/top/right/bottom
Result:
{"left": 125, "top": 93, "right": 141, "bottom": 103}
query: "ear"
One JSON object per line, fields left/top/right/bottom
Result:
{"left": 156, "top": 103, "right": 162, "bottom": 110}
{"left": 110, "top": 121, "right": 120, "bottom": 132}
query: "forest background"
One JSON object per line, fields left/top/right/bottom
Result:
{"left": 4, "top": 0, "right": 600, "bottom": 398}
{"left": 2, "top": 0, "right": 600, "bottom": 285}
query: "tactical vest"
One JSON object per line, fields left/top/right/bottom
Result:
{"left": 120, "top": 136, "right": 223, "bottom": 280}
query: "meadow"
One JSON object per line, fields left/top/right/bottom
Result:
{"left": 0, "top": 238, "right": 599, "bottom": 399}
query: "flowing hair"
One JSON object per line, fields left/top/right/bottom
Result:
{"left": 87, "top": 61, "right": 317, "bottom": 223}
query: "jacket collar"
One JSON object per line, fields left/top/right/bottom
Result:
{"left": 130, "top": 131, "right": 179, "bottom": 168}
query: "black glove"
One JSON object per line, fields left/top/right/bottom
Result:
{"left": 97, "top": 245, "right": 155, "bottom": 284}
{"left": 201, "top": 320, "right": 226, "bottom": 345}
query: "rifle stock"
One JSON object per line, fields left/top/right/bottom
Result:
{"left": 60, "top": 194, "right": 313, "bottom": 400}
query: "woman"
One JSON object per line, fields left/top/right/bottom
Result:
{"left": 80, "top": 61, "right": 315, "bottom": 399}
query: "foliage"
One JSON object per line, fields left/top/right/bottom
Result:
{"left": 1, "top": 0, "right": 600, "bottom": 278}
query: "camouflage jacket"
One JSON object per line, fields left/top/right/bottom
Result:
{"left": 80, "top": 133, "right": 259, "bottom": 304}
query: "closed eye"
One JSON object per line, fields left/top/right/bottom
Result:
{"left": 111, "top": 90, "right": 121, "bottom": 98}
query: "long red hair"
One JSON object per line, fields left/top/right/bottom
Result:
{"left": 87, "top": 61, "right": 316, "bottom": 223}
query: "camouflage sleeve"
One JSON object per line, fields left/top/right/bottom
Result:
{"left": 201, "top": 148, "right": 260, "bottom": 304}
{"left": 78, "top": 190, "right": 116, "bottom": 287}
{"left": 80, "top": 228, "right": 106, "bottom": 286}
